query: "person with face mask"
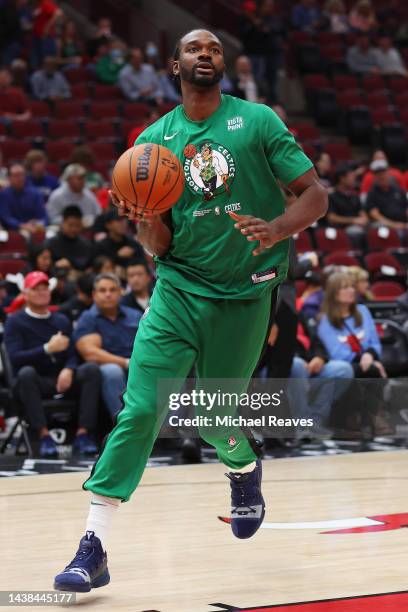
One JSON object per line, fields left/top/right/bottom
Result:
{"left": 95, "top": 39, "right": 126, "bottom": 85}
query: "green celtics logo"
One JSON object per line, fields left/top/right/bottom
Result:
{"left": 183, "top": 142, "right": 236, "bottom": 201}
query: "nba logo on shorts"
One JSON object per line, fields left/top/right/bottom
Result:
{"left": 228, "top": 436, "right": 236, "bottom": 447}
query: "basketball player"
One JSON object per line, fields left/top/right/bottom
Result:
{"left": 54, "top": 29, "right": 327, "bottom": 592}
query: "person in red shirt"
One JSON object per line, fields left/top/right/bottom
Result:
{"left": 31, "top": 0, "right": 63, "bottom": 69}
{"left": 360, "top": 149, "right": 405, "bottom": 202}
{"left": 0, "top": 68, "right": 31, "bottom": 121}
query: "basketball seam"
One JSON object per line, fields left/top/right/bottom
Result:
{"left": 112, "top": 173, "right": 128, "bottom": 204}
{"left": 151, "top": 152, "right": 183, "bottom": 212}
{"left": 143, "top": 143, "right": 160, "bottom": 212}
{"left": 129, "top": 147, "right": 139, "bottom": 208}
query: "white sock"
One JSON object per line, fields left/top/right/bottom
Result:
{"left": 229, "top": 461, "right": 257, "bottom": 474}
{"left": 85, "top": 494, "right": 120, "bottom": 551}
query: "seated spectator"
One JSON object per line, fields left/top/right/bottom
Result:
{"left": 366, "top": 159, "right": 408, "bottom": 230}
{"left": 0, "top": 149, "right": 9, "bottom": 189}
{"left": 373, "top": 34, "right": 407, "bottom": 76}
{"left": 74, "top": 273, "right": 142, "bottom": 418}
{"left": 31, "top": 0, "right": 63, "bottom": 69}
{"left": 0, "top": 164, "right": 47, "bottom": 233}
{"left": 95, "top": 210, "right": 145, "bottom": 269}
{"left": 95, "top": 38, "right": 126, "bottom": 85}
{"left": 127, "top": 108, "right": 160, "bottom": 149}
{"left": 25, "top": 150, "right": 59, "bottom": 202}
{"left": 360, "top": 150, "right": 405, "bottom": 200}
{"left": 46, "top": 164, "right": 101, "bottom": 227}
{"left": 158, "top": 57, "right": 182, "bottom": 104}
{"left": 45, "top": 205, "right": 94, "bottom": 273}
{"left": 4, "top": 271, "right": 101, "bottom": 457}
{"left": 87, "top": 17, "right": 113, "bottom": 59}
{"left": 24, "top": 244, "right": 54, "bottom": 276}
{"left": 322, "top": 0, "right": 349, "bottom": 33}
{"left": 0, "top": 67, "right": 31, "bottom": 121}
{"left": 57, "top": 20, "right": 84, "bottom": 69}
{"left": 10, "top": 58, "right": 30, "bottom": 94}
{"left": 346, "top": 32, "right": 379, "bottom": 74}
{"left": 299, "top": 271, "right": 324, "bottom": 322}
{"left": 93, "top": 255, "right": 115, "bottom": 276}
{"left": 349, "top": 0, "right": 377, "bottom": 33}
{"left": 51, "top": 267, "right": 76, "bottom": 305}
{"left": 30, "top": 56, "right": 71, "bottom": 100}
{"left": 119, "top": 47, "right": 163, "bottom": 104}
{"left": 59, "top": 273, "right": 94, "bottom": 322}
{"left": 348, "top": 266, "right": 373, "bottom": 302}
{"left": 70, "top": 146, "right": 105, "bottom": 192}
{"left": 232, "top": 55, "right": 263, "bottom": 103}
{"left": 121, "top": 260, "right": 152, "bottom": 313}
{"left": 318, "top": 271, "right": 386, "bottom": 435}
{"left": 328, "top": 163, "right": 368, "bottom": 249}
{"left": 315, "top": 152, "right": 334, "bottom": 192}
{"left": 292, "top": 0, "right": 321, "bottom": 32}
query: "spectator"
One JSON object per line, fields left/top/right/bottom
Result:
{"left": 373, "top": 34, "right": 407, "bottom": 76}
{"left": 360, "top": 150, "right": 405, "bottom": 199}
{"left": 158, "top": 57, "right": 182, "bottom": 104}
{"left": 31, "top": 0, "right": 63, "bottom": 69}
{"left": 4, "top": 271, "right": 101, "bottom": 457}
{"left": 30, "top": 56, "right": 71, "bottom": 100}
{"left": 232, "top": 55, "right": 262, "bottom": 102}
{"left": 74, "top": 273, "right": 142, "bottom": 419}
{"left": 299, "top": 271, "right": 324, "bottom": 322}
{"left": 95, "top": 39, "right": 126, "bottom": 85}
{"left": 349, "top": 0, "right": 377, "bottom": 33}
{"left": 59, "top": 273, "right": 94, "bottom": 322}
{"left": 25, "top": 244, "right": 54, "bottom": 275}
{"left": 127, "top": 108, "right": 160, "bottom": 149}
{"left": 0, "top": 164, "right": 47, "bottom": 233}
{"left": 95, "top": 210, "right": 145, "bottom": 269}
{"left": 258, "top": 0, "right": 286, "bottom": 103}
{"left": 119, "top": 47, "right": 163, "bottom": 104}
{"left": 87, "top": 17, "right": 113, "bottom": 59}
{"left": 10, "top": 58, "right": 30, "bottom": 93}
{"left": 238, "top": 0, "right": 267, "bottom": 85}
{"left": 50, "top": 267, "right": 75, "bottom": 304}
{"left": 318, "top": 271, "right": 387, "bottom": 435}
{"left": 0, "top": 0, "right": 24, "bottom": 65}
{"left": 92, "top": 255, "right": 115, "bottom": 276}
{"left": 315, "top": 152, "right": 334, "bottom": 192}
{"left": 0, "top": 67, "right": 31, "bottom": 121}
{"left": 45, "top": 205, "right": 94, "bottom": 273}
{"left": 327, "top": 164, "right": 368, "bottom": 249}
{"left": 348, "top": 266, "right": 374, "bottom": 302}
{"left": 121, "top": 260, "right": 152, "bottom": 313}
{"left": 346, "top": 33, "right": 379, "bottom": 74}
{"left": 70, "top": 146, "right": 105, "bottom": 192}
{"left": 144, "top": 40, "right": 160, "bottom": 70}
{"left": 323, "top": 0, "right": 349, "bottom": 33}
{"left": 0, "top": 150, "right": 9, "bottom": 189}
{"left": 46, "top": 164, "right": 100, "bottom": 227}
{"left": 57, "top": 19, "right": 83, "bottom": 69}
{"left": 366, "top": 159, "right": 408, "bottom": 230}
{"left": 25, "top": 149, "right": 59, "bottom": 202}
{"left": 292, "top": 0, "right": 321, "bottom": 32}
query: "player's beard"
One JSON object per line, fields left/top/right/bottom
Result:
{"left": 180, "top": 63, "right": 224, "bottom": 87}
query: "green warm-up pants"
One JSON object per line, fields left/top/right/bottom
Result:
{"left": 83, "top": 278, "right": 276, "bottom": 502}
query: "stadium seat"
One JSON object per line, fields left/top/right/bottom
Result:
{"left": 0, "top": 259, "right": 27, "bottom": 275}
{"left": 388, "top": 77, "right": 408, "bottom": 95}
{"left": 346, "top": 107, "right": 372, "bottom": 144}
{"left": 314, "top": 89, "right": 337, "bottom": 126}
{"left": 89, "top": 102, "right": 120, "bottom": 120}
{"left": 366, "top": 92, "right": 391, "bottom": 109}
{"left": 303, "top": 74, "right": 330, "bottom": 92}
{"left": 337, "top": 89, "right": 365, "bottom": 109}
{"left": 0, "top": 123, "right": 6, "bottom": 136}
{"left": 367, "top": 226, "right": 401, "bottom": 251}
{"left": 93, "top": 85, "right": 123, "bottom": 100}
{"left": 30, "top": 230, "right": 46, "bottom": 244}
{"left": 120, "top": 120, "right": 144, "bottom": 140}
{"left": 394, "top": 92, "right": 408, "bottom": 110}
{"left": 293, "top": 230, "right": 314, "bottom": 254}
{"left": 371, "top": 281, "right": 405, "bottom": 300}
{"left": 47, "top": 119, "right": 81, "bottom": 140}
{"left": 323, "top": 251, "right": 360, "bottom": 267}
{"left": 295, "top": 280, "right": 307, "bottom": 297}
{"left": 370, "top": 108, "right": 397, "bottom": 126}
{"left": 324, "top": 142, "right": 352, "bottom": 161}
{"left": 362, "top": 74, "right": 386, "bottom": 91}
{"left": 45, "top": 142, "right": 75, "bottom": 163}
{"left": 94, "top": 162, "right": 111, "bottom": 180}
{"left": 315, "top": 227, "right": 352, "bottom": 254}
{"left": 296, "top": 43, "right": 322, "bottom": 73}
{"left": 333, "top": 74, "right": 359, "bottom": 90}
{"left": 64, "top": 67, "right": 93, "bottom": 83}
{"left": 83, "top": 120, "right": 117, "bottom": 140}
{"left": 10, "top": 120, "right": 43, "bottom": 140}
{"left": 380, "top": 123, "right": 406, "bottom": 165}
{"left": 0, "top": 231, "right": 27, "bottom": 257}
{"left": 364, "top": 252, "right": 405, "bottom": 281}
{"left": 158, "top": 102, "right": 177, "bottom": 115}
{"left": 1, "top": 140, "right": 31, "bottom": 163}
{"left": 316, "top": 32, "right": 343, "bottom": 46}
{"left": 374, "top": 319, "right": 408, "bottom": 377}
{"left": 29, "top": 100, "right": 50, "bottom": 118}
{"left": 89, "top": 142, "right": 117, "bottom": 160}
{"left": 290, "top": 122, "right": 320, "bottom": 141}
{"left": 71, "top": 83, "right": 91, "bottom": 100}
{"left": 54, "top": 100, "right": 86, "bottom": 119}
{"left": 123, "top": 103, "right": 150, "bottom": 120}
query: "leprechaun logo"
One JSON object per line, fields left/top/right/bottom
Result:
{"left": 183, "top": 142, "right": 236, "bottom": 201}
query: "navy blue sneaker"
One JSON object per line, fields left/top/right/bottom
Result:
{"left": 54, "top": 531, "right": 109, "bottom": 593}
{"left": 73, "top": 433, "right": 98, "bottom": 455}
{"left": 225, "top": 459, "right": 265, "bottom": 539}
{"left": 40, "top": 435, "right": 58, "bottom": 458}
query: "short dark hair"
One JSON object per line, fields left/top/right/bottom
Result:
{"left": 77, "top": 273, "right": 94, "bottom": 297}
{"left": 126, "top": 259, "right": 151, "bottom": 275}
{"left": 62, "top": 205, "right": 82, "bottom": 220}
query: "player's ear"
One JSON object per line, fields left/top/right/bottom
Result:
{"left": 173, "top": 60, "right": 179, "bottom": 76}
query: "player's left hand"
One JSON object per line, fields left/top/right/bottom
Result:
{"left": 229, "top": 211, "right": 279, "bottom": 256}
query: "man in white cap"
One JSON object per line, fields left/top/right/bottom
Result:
{"left": 46, "top": 164, "right": 100, "bottom": 227}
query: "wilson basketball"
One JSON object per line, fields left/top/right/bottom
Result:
{"left": 111, "top": 143, "right": 184, "bottom": 215}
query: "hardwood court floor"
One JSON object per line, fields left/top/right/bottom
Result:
{"left": 1, "top": 450, "right": 408, "bottom": 612}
